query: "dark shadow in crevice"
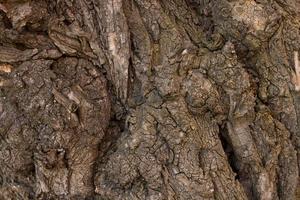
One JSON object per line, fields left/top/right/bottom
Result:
{"left": 63, "top": 18, "right": 72, "bottom": 26}
{"left": 14, "top": 42, "right": 28, "bottom": 51}
{"left": 1, "top": 11, "right": 12, "bottom": 29}
{"left": 218, "top": 124, "right": 240, "bottom": 180}
{"left": 96, "top": 113, "right": 125, "bottom": 164}
{"left": 231, "top": 40, "right": 260, "bottom": 83}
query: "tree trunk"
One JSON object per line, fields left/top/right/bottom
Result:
{"left": 0, "top": 0, "right": 299, "bottom": 199}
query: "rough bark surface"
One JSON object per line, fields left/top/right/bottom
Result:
{"left": 0, "top": 0, "right": 300, "bottom": 199}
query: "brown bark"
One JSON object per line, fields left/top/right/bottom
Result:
{"left": 0, "top": 0, "right": 299, "bottom": 199}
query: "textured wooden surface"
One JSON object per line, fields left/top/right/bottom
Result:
{"left": 0, "top": 0, "right": 300, "bottom": 199}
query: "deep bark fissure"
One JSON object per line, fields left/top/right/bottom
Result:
{"left": 218, "top": 124, "right": 240, "bottom": 180}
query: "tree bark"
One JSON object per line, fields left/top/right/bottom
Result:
{"left": 0, "top": 0, "right": 299, "bottom": 199}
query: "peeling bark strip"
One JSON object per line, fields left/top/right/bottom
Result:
{"left": 0, "top": 0, "right": 300, "bottom": 199}
{"left": 0, "top": 3, "right": 7, "bottom": 13}
{"left": 52, "top": 88, "right": 78, "bottom": 113}
{"left": 97, "top": 0, "right": 130, "bottom": 103}
{"left": 294, "top": 51, "right": 300, "bottom": 91}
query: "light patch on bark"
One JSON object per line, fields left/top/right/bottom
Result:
{"left": 257, "top": 172, "right": 273, "bottom": 200}
{"left": 7, "top": 2, "right": 32, "bottom": 30}
{"left": 293, "top": 51, "right": 300, "bottom": 91}
{"left": 105, "top": 0, "right": 130, "bottom": 103}
{"left": 231, "top": 0, "right": 268, "bottom": 32}
{"left": 0, "top": 64, "right": 13, "bottom": 73}
{"left": 0, "top": 3, "right": 7, "bottom": 13}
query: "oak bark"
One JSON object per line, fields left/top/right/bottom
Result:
{"left": 0, "top": 0, "right": 300, "bottom": 199}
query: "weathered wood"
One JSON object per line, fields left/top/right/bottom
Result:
{"left": 0, "top": 0, "right": 299, "bottom": 199}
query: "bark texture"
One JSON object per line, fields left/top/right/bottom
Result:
{"left": 0, "top": 0, "right": 300, "bottom": 199}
